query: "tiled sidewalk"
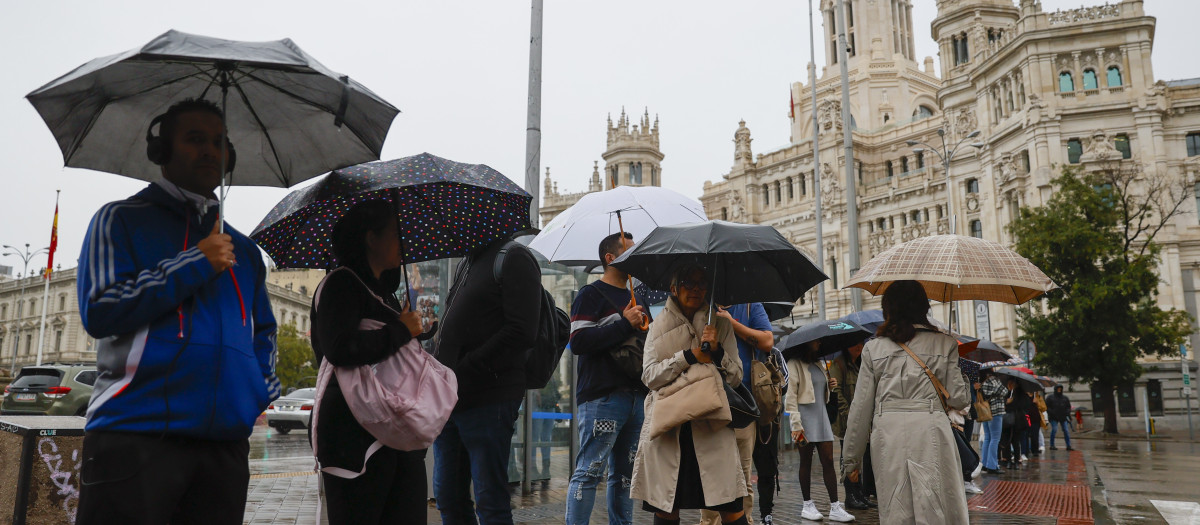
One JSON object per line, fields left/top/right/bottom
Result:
{"left": 243, "top": 444, "right": 1094, "bottom": 524}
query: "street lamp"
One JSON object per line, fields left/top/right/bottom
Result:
{"left": 906, "top": 129, "right": 984, "bottom": 333}
{"left": 2, "top": 243, "right": 49, "bottom": 374}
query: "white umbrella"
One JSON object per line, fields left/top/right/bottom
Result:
{"left": 529, "top": 186, "right": 707, "bottom": 267}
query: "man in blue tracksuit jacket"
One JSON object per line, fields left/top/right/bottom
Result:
{"left": 74, "top": 98, "right": 278, "bottom": 525}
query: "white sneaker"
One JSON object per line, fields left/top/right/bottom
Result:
{"left": 964, "top": 481, "right": 983, "bottom": 494}
{"left": 1020, "top": 454, "right": 1028, "bottom": 461}
{"left": 761, "top": 515, "right": 774, "bottom": 525}
{"left": 971, "top": 461, "right": 984, "bottom": 479}
{"left": 801, "top": 500, "right": 823, "bottom": 521}
{"left": 828, "top": 501, "right": 856, "bottom": 522}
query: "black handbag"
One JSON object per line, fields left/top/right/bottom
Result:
{"left": 725, "top": 381, "right": 761, "bottom": 429}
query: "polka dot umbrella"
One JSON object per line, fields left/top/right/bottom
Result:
{"left": 251, "top": 152, "right": 532, "bottom": 269}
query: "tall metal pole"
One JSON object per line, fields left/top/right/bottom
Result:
{"left": 524, "top": 0, "right": 544, "bottom": 228}
{"left": 35, "top": 190, "right": 60, "bottom": 366}
{"left": 835, "top": 0, "right": 862, "bottom": 312}
{"left": 521, "top": 0, "right": 543, "bottom": 496}
{"left": 4, "top": 244, "right": 46, "bottom": 374}
{"left": 808, "top": 0, "right": 826, "bottom": 320}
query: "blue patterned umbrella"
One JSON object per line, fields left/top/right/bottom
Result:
{"left": 251, "top": 152, "right": 531, "bottom": 269}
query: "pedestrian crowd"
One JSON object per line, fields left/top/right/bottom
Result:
{"left": 65, "top": 96, "right": 1071, "bottom": 525}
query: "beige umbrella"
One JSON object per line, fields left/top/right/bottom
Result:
{"left": 844, "top": 234, "right": 1056, "bottom": 304}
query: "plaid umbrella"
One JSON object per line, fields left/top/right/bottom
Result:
{"left": 251, "top": 152, "right": 530, "bottom": 269}
{"left": 844, "top": 234, "right": 1056, "bottom": 304}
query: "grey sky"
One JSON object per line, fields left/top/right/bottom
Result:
{"left": 2, "top": 0, "right": 1196, "bottom": 274}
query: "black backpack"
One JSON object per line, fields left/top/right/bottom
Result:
{"left": 493, "top": 241, "right": 570, "bottom": 390}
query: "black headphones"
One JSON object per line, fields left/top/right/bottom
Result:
{"left": 146, "top": 112, "right": 237, "bottom": 173}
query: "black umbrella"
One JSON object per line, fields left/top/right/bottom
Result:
{"left": 27, "top": 29, "right": 399, "bottom": 223}
{"left": 780, "top": 319, "right": 872, "bottom": 360}
{"left": 956, "top": 336, "right": 1015, "bottom": 363}
{"left": 840, "top": 309, "right": 885, "bottom": 334}
{"left": 251, "top": 152, "right": 531, "bottom": 269}
{"left": 762, "top": 302, "right": 797, "bottom": 323}
{"left": 992, "top": 367, "right": 1044, "bottom": 392}
{"left": 609, "top": 221, "right": 827, "bottom": 307}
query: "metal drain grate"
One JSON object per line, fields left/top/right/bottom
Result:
{"left": 969, "top": 480, "right": 1092, "bottom": 521}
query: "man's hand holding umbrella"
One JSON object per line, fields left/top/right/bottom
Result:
{"left": 198, "top": 219, "right": 236, "bottom": 272}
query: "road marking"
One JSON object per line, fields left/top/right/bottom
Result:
{"left": 1150, "top": 500, "right": 1200, "bottom": 525}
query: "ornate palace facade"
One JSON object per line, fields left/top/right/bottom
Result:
{"left": 699, "top": 0, "right": 1199, "bottom": 428}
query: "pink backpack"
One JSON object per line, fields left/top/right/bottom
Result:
{"left": 310, "top": 268, "right": 458, "bottom": 479}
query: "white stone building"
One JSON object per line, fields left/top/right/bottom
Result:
{"left": 698, "top": 0, "right": 1198, "bottom": 430}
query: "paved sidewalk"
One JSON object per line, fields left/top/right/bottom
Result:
{"left": 243, "top": 441, "right": 1098, "bottom": 524}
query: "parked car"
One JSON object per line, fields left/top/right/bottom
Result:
{"left": 1, "top": 363, "right": 97, "bottom": 416}
{"left": 266, "top": 388, "right": 316, "bottom": 434}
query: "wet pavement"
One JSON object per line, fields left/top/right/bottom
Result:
{"left": 241, "top": 422, "right": 1200, "bottom": 524}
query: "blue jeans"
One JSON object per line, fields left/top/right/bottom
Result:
{"left": 981, "top": 416, "right": 1004, "bottom": 470}
{"left": 1050, "top": 420, "right": 1071, "bottom": 448}
{"left": 434, "top": 398, "right": 523, "bottom": 525}
{"left": 565, "top": 391, "right": 645, "bottom": 525}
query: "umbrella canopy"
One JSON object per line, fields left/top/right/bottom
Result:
{"left": 1035, "top": 375, "right": 1059, "bottom": 388}
{"left": 956, "top": 336, "right": 1015, "bottom": 363}
{"left": 609, "top": 221, "right": 827, "bottom": 306}
{"left": 992, "top": 367, "right": 1045, "bottom": 392}
{"left": 762, "top": 302, "right": 797, "bottom": 323}
{"left": 977, "top": 357, "right": 1025, "bottom": 369}
{"left": 840, "top": 309, "right": 885, "bottom": 334}
{"left": 530, "top": 186, "right": 707, "bottom": 267}
{"left": 251, "top": 153, "right": 530, "bottom": 268}
{"left": 959, "top": 358, "right": 982, "bottom": 385}
{"left": 844, "top": 234, "right": 1056, "bottom": 304}
{"left": 26, "top": 29, "right": 398, "bottom": 188}
{"left": 781, "top": 319, "right": 872, "bottom": 360}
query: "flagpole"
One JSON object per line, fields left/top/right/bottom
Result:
{"left": 35, "top": 190, "right": 60, "bottom": 366}
{"left": 809, "top": 0, "right": 826, "bottom": 321}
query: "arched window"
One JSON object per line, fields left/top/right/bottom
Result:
{"left": 917, "top": 152, "right": 925, "bottom": 169}
{"left": 1114, "top": 134, "right": 1131, "bottom": 159}
{"left": 1187, "top": 132, "right": 1200, "bottom": 157}
{"left": 762, "top": 185, "right": 770, "bottom": 205}
{"left": 970, "top": 220, "right": 983, "bottom": 238}
{"left": 787, "top": 177, "right": 794, "bottom": 199}
{"left": 722, "top": 208, "right": 728, "bottom": 221}
{"left": 801, "top": 173, "right": 808, "bottom": 196}
{"left": 1107, "top": 66, "right": 1123, "bottom": 87}
{"left": 774, "top": 181, "right": 782, "bottom": 203}
{"left": 900, "top": 157, "right": 909, "bottom": 174}
{"left": 886, "top": 161, "right": 894, "bottom": 178}
{"left": 1083, "top": 69, "right": 1098, "bottom": 90}
{"left": 631, "top": 162, "right": 643, "bottom": 185}
{"left": 966, "top": 178, "right": 980, "bottom": 194}
{"left": 913, "top": 105, "right": 935, "bottom": 120}
{"left": 1059, "top": 72, "right": 1075, "bottom": 92}
{"left": 911, "top": 210, "right": 922, "bottom": 223}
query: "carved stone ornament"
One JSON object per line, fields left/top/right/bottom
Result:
{"left": 998, "top": 154, "right": 1018, "bottom": 185}
{"left": 821, "top": 163, "right": 840, "bottom": 209}
{"left": 734, "top": 120, "right": 753, "bottom": 163}
{"left": 728, "top": 189, "right": 746, "bottom": 222}
{"left": 1080, "top": 129, "right": 1121, "bottom": 163}
{"left": 818, "top": 99, "right": 842, "bottom": 132}
{"left": 955, "top": 108, "right": 978, "bottom": 138}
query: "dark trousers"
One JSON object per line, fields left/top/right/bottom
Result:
{"left": 839, "top": 439, "right": 876, "bottom": 498}
{"left": 323, "top": 448, "right": 428, "bottom": 524}
{"left": 999, "top": 424, "right": 1014, "bottom": 463}
{"left": 76, "top": 431, "right": 249, "bottom": 525}
{"left": 433, "top": 398, "right": 522, "bottom": 525}
{"left": 751, "top": 423, "right": 780, "bottom": 517}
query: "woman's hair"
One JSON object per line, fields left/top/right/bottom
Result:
{"left": 876, "top": 280, "right": 931, "bottom": 344}
{"left": 669, "top": 262, "right": 707, "bottom": 292}
{"left": 332, "top": 199, "right": 396, "bottom": 270}
{"left": 799, "top": 341, "right": 820, "bottom": 364}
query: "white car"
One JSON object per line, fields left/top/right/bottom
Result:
{"left": 266, "top": 388, "right": 316, "bottom": 435}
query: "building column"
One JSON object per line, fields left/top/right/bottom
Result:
{"left": 1071, "top": 51, "right": 1082, "bottom": 93}
{"left": 906, "top": 3, "right": 916, "bottom": 61}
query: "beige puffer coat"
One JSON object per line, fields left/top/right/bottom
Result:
{"left": 630, "top": 298, "right": 746, "bottom": 512}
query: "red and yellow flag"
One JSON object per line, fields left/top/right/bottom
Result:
{"left": 45, "top": 194, "right": 58, "bottom": 279}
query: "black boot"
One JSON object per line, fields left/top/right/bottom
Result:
{"left": 844, "top": 483, "right": 870, "bottom": 510}
{"left": 653, "top": 516, "right": 681, "bottom": 525}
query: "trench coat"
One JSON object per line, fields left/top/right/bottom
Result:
{"left": 630, "top": 298, "right": 747, "bottom": 513}
{"left": 841, "top": 330, "right": 971, "bottom": 525}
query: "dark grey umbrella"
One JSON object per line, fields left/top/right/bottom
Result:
{"left": 762, "top": 302, "right": 797, "bottom": 322}
{"left": 26, "top": 29, "right": 398, "bottom": 189}
{"left": 781, "top": 319, "right": 872, "bottom": 360}
{"left": 992, "top": 367, "right": 1044, "bottom": 392}
{"left": 609, "top": 220, "right": 827, "bottom": 307}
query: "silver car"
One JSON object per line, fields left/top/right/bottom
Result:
{"left": 266, "top": 388, "right": 316, "bottom": 435}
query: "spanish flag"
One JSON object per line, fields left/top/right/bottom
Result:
{"left": 45, "top": 192, "right": 59, "bottom": 279}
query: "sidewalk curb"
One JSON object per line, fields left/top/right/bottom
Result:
{"left": 1082, "top": 451, "right": 1117, "bottom": 525}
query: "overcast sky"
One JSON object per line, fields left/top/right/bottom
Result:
{"left": 2, "top": 0, "right": 1196, "bottom": 275}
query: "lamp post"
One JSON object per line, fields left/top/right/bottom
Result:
{"left": 3, "top": 244, "right": 49, "bottom": 374}
{"left": 905, "top": 129, "right": 984, "bottom": 332}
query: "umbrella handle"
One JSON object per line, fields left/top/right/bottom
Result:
{"left": 616, "top": 209, "right": 649, "bottom": 331}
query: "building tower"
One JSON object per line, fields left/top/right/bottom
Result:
{"left": 602, "top": 108, "right": 664, "bottom": 189}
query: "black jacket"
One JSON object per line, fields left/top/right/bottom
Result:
{"left": 310, "top": 265, "right": 414, "bottom": 471}
{"left": 1046, "top": 391, "right": 1071, "bottom": 422}
{"left": 435, "top": 239, "right": 542, "bottom": 411}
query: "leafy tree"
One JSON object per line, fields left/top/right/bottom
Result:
{"left": 275, "top": 324, "right": 317, "bottom": 394}
{"left": 1008, "top": 165, "right": 1192, "bottom": 433}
